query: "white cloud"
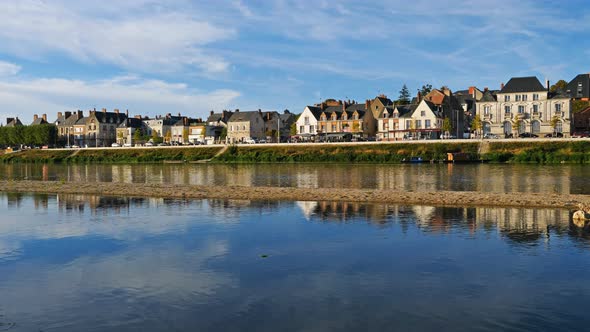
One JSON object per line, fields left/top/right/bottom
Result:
{"left": 0, "top": 75, "right": 240, "bottom": 123}
{"left": 0, "top": 1, "right": 234, "bottom": 75}
{"left": 0, "top": 60, "right": 21, "bottom": 76}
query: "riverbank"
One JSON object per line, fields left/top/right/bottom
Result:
{"left": 1, "top": 180, "right": 588, "bottom": 209}
{"left": 1, "top": 139, "right": 590, "bottom": 164}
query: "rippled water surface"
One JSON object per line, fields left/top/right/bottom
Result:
{"left": 1, "top": 163, "right": 589, "bottom": 194}
{"left": 1, "top": 193, "right": 590, "bottom": 331}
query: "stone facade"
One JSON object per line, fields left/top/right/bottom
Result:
{"left": 227, "top": 110, "right": 266, "bottom": 143}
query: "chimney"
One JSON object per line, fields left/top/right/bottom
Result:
{"left": 57, "top": 112, "right": 63, "bottom": 119}
{"left": 65, "top": 111, "right": 72, "bottom": 118}
{"left": 365, "top": 99, "right": 370, "bottom": 109}
{"left": 222, "top": 110, "right": 227, "bottom": 119}
{"left": 320, "top": 102, "right": 326, "bottom": 110}
{"left": 342, "top": 103, "right": 346, "bottom": 111}
{"left": 77, "top": 110, "right": 83, "bottom": 119}
{"left": 258, "top": 109, "right": 262, "bottom": 113}
{"left": 546, "top": 79, "right": 550, "bottom": 90}
{"left": 184, "top": 117, "right": 188, "bottom": 125}
{"left": 500, "top": 83, "right": 504, "bottom": 90}
{"left": 102, "top": 108, "right": 107, "bottom": 113}
{"left": 114, "top": 109, "right": 119, "bottom": 114}
{"left": 210, "top": 110, "right": 215, "bottom": 115}
{"left": 135, "top": 115, "right": 142, "bottom": 119}
{"left": 235, "top": 108, "right": 240, "bottom": 112}
{"left": 125, "top": 109, "right": 129, "bottom": 117}
{"left": 178, "top": 112, "right": 181, "bottom": 117}
{"left": 417, "top": 91, "right": 422, "bottom": 102}
{"left": 42, "top": 114, "right": 47, "bottom": 122}
{"left": 484, "top": 87, "right": 489, "bottom": 92}
{"left": 34, "top": 114, "right": 38, "bottom": 121}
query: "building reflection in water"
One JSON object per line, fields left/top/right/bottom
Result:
{"left": 16, "top": 193, "right": 586, "bottom": 245}
{"left": 2, "top": 163, "right": 589, "bottom": 195}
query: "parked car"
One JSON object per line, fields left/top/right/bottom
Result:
{"left": 483, "top": 133, "right": 500, "bottom": 139}
{"left": 258, "top": 139, "right": 267, "bottom": 144}
{"left": 518, "top": 132, "right": 538, "bottom": 138}
{"left": 144, "top": 142, "right": 154, "bottom": 147}
{"left": 72, "top": 145, "right": 80, "bottom": 148}
{"left": 544, "top": 132, "right": 564, "bottom": 138}
{"left": 111, "top": 143, "right": 121, "bottom": 147}
{"left": 157, "top": 142, "right": 169, "bottom": 146}
{"left": 123, "top": 143, "right": 132, "bottom": 147}
{"left": 244, "top": 138, "right": 256, "bottom": 144}
{"left": 572, "top": 131, "right": 590, "bottom": 138}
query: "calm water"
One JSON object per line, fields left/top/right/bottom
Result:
{"left": 1, "top": 194, "right": 590, "bottom": 331}
{"left": 0, "top": 163, "right": 589, "bottom": 194}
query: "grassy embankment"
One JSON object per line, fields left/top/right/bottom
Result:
{"left": 483, "top": 141, "right": 590, "bottom": 163}
{"left": 1, "top": 141, "right": 590, "bottom": 164}
{"left": 0, "top": 147, "right": 222, "bottom": 163}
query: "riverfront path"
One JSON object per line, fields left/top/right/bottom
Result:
{"left": 0, "top": 180, "right": 588, "bottom": 209}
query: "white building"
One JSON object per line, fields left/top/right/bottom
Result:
{"left": 296, "top": 106, "right": 322, "bottom": 136}
{"left": 476, "top": 77, "right": 572, "bottom": 137}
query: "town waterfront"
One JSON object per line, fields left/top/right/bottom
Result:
{"left": 1, "top": 193, "right": 590, "bottom": 331}
{"left": 1, "top": 163, "right": 589, "bottom": 194}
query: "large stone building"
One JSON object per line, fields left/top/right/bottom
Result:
{"left": 84, "top": 109, "right": 127, "bottom": 147}
{"left": 227, "top": 110, "right": 266, "bottom": 143}
{"left": 475, "top": 77, "right": 572, "bottom": 137}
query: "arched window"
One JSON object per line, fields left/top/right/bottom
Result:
{"left": 555, "top": 121, "right": 563, "bottom": 133}
{"left": 531, "top": 121, "right": 540, "bottom": 134}
{"left": 503, "top": 121, "right": 511, "bottom": 135}
{"left": 483, "top": 122, "right": 491, "bottom": 134}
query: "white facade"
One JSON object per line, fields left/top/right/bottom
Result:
{"left": 378, "top": 101, "right": 443, "bottom": 140}
{"left": 476, "top": 91, "right": 572, "bottom": 137}
{"left": 296, "top": 107, "right": 319, "bottom": 135}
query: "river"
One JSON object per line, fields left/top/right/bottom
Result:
{"left": 0, "top": 193, "right": 589, "bottom": 331}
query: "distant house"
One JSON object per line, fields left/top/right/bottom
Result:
{"left": 377, "top": 105, "right": 413, "bottom": 140}
{"left": 296, "top": 106, "right": 323, "bottom": 138}
{"left": 475, "top": 76, "right": 572, "bottom": 137}
{"left": 84, "top": 108, "right": 127, "bottom": 147}
{"left": 55, "top": 111, "right": 84, "bottom": 146}
{"left": 279, "top": 110, "right": 296, "bottom": 142}
{"left": 5, "top": 117, "right": 23, "bottom": 127}
{"left": 170, "top": 118, "right": 191, "bottom": 144}
{"left": 143, "top": 113, "right": 183, "bottom": 142}
{"left": 566, "top": 73, "right": 590, "bottom": 101}
{"left": 227, "top": 110, "right": 266, "bottom": 143}
{"left": 316, "top": 102, "right": 371, "bottom": 139}
{"left": 206, "top": 110, "right": 233, "bottom": 127}
{"left": 117, "top": 117, "right": 144, "bottom": 145}
{"left": 30, "top": 114, "right": 48, "bottom": 125}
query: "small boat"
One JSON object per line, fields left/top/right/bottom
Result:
{"left": 402, "top": 156, "right": 424, "bottom": 163}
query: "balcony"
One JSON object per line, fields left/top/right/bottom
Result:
{"left": 504, "top": 112, "right": 512, "bottom": 119}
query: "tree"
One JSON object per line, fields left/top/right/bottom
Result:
{"left": 183, "top": 128, "right": 189, "bottom": 143}
{"left": 289, "top": 122, "right": 297, "bottom": 136}
{"left": 550, "top": 115, "right": 560, "bottom": 135}
{"left": 442, "top": 118, "right": 452, "bottom": 136}
{"left": 398, "top": 84, "right": 411, "bottom": 105}
{"left": 133, "top": 128, "right": 143, "bottom": 144}
{"left": 165, "top": 130, "right": 172, "bottom": 143}
{"left": 550, "top": 79, "right": 568, "bottom": 93}
{"left": 471, "top": 114, "right": 482, "bottom": 138}
{"left": 420, "top": 84, "right": 433, "bottom": 96}
{"left": 221, "top": 127, "right": 228, "bottom": 139}
{"left": 352, "top": 122, "right": 360, "bottom": 133}
{"left": 512, "top": 116, "right": 522, "bottom": 137}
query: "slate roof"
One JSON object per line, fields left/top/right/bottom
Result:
{"left": 5, "top": 118, "right": 23, "bottom": 127}
{"left": 397, "top": 105, "right": 417, "bottom": 118}
{"left": 118, "top": 118, "right": 144, "bottom": 128}
{"left": 228, "top": 111, "right": 263, "bottom": 122}
{"left": 375, "top": 96, "right": 393, "bottom": 106}
{"left": 566, "top": 73, "right": 590, "bottom": 99}
{"left": 206, "top": 111, "right": 233, "bottom": 124}
{"left": 500, "top": 77, "right": 547, "bottom": 93}
{"left": 31, "top": 117, "right": 48, "bottom": 125}
{"left": 480, "top": 90, "right": 497, "bottom": 102}
{"left": 91, "top": 111, "right": 127, "bottom": 125}
{"left": 305, "top": 106, "right": 324, "bottom": 120}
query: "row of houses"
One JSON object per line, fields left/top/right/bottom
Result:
{"left": 295, "top": 74, "right": 590, "bottom": 140}
{"left": 4, "top": 108, "right": 296, "bottom": 147}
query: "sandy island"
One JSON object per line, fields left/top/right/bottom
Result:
{"left": 0, "top": 180, "right": 588, "bottom": 209}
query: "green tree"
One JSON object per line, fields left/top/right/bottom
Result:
{"left": 420, "top": 84, "right": 433, "bottom": 96}
{"left": 512, "top": 116, "right": 522, "bottom": 136}
{"left": 220, "top": 127, "right": 228, "bottom": 139}
{"left": 289, "top": 122, "right": 297, "bottom": 136}
{"left": 398, "top": 84, "right": 411, "bottom": 105}
{"left": 352, "top": 122, "right": 360, "bottom": 133}
{"left": 471, "top": 114, "right": 482, "bottom": 138}
{"left": 550, "top": 115, "right": 560, "bottom": 135}
{"left": 133, "top": 128, "right": 143, "bottom": 144}
{"left": 550, "top": 79, "right": 568, "bottom": 93}
{"left": 183, "top": 128, "right": 189, "bottom": 143}
{"left": 442, "top": 118, "right": 452, "bottom": 135}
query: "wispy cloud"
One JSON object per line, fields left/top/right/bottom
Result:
{"left": 0, "top": 60, "right": 20, "bottom": 76}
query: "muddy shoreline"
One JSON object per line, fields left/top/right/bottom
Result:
{"left": 0, "top": 180, "right": 588, "bottom": 209}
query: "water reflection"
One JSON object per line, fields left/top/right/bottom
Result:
{"left": 1, "top": 163, "right": 588, "bottom": 194}
{"left": 2, "top": 194, "right": 590, "bottom": 331}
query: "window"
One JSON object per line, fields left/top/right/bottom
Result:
{"left": 532, "top": 121, "right": 540, "bottom": 134}
{"left": 504, "top": 95, "right": 510, "bottom": 102}
{"left": 518, "top": 106, "right": 525, "bottom": 114}
{"left": 484, "top": 105, "right": 491, "bottom": 115}
{"left": 230, "top": 125, "right": 233, "bottom": 131}
{"left": 405, "top": 120, "right": 411, "bottom": 129}
{"left": 421, "top": 110, "right": 426, "bottom": 116}
{"left": 515, "top": 95, "right": 521, "bottom": 102}
{"left": 505, "top": 106, "right": 511, "bottom": 113}
{"left": 309, "top": 125, "right": 314, "bottom": 133}
{"left": 555, "top": 121, "right": 563, "bottom": 133}
{"left": 555, "top": 104, "right": 562, "bottom": 113}
{"left": 533, "top": 94, "right": 539, "bottom": 101}
{"left": 353, "top": 114, "right": 358, "bottom": 120}
{"left": 425, "top": 119, "right": 431, "bottom": 128}
{"left": 242, "top": 125, "right": 246, "bottom": 130}
{"left": 331, "top": 124, "right": 336, "bottom": 131}
{"left": 342, "top": 114, "right": 347, "bottom": 120}
{"left": 299, "top": 125, "right": 304, "bottom": 133}
{"left": 304, "top": 116, "right": 309, "bottom": 125}
{"left": 533, "top": 105, "right": 538, "bottom": 113}
{"left": 383, "top": 112, "right": 388, "bottom": 118}
{"left": 415, "top": 120, "right": 422, "bottom": 128}
{"left": 522, "top": 94, "right": 527, "bottom": 101}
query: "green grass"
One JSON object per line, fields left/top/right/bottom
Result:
{"left": 483, "top": 141, "right": 590, "bottom": 163}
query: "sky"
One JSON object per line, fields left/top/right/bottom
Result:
{"left": 0, "top": 0, "right": 589, "bottom": 124}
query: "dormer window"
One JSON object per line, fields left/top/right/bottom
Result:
{"left": 342, "top": 114, "right": 347, "bottom": 120}
{"left": 383, "top": 112, "right": 388, "bottom": 118}
{"left": 353, "top": 114, "right": 358, "bottom": 120}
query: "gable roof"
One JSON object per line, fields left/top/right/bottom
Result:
{"left": 118, "top": 117, "right": 144, "bottom": 128}
{"left": 304, "top": 106, "right": 324, "bottom": 120}
{"left": 500, "top": 77, "right": 547, "bottom": 93}
{"left": 397, "top": 105, "right": 418, "bottom": 118}
{"left": 5, "top": 118, "right": 23, "bottom": 127}
{"left": 566, "top": 73, "right": 590, "bottom": 99}
{"left": 31, "top": 117, "right": 48, "bottom": 125}
{"left": 206, "top": 111, "right": 233, "bottom": 124}
{"left": 228, "top": 111, "right": 263, "bottom": 122}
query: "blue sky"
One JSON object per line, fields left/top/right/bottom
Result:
{"left": 0, "top": 0, "right": 589, "bottom": 123}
